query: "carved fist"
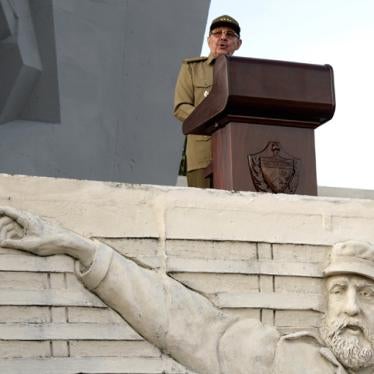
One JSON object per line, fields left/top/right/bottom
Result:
{"left": 0, "top": 211, "right": 24, "bottom": 242}
{"left": 0, "top": 206, "right": 96, "bottom": 267}
{"left": 0, "top": 206, "right": 71, "bottom": 256}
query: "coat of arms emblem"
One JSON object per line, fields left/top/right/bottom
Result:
{"left": 248, "top": 141, "right": 300, "bottom": 193}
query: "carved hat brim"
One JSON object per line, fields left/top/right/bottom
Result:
{"left": 323, "top": 256, "right": 374, "bottom": 281}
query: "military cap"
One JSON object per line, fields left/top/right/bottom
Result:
{"left": 324, "top": 240, "right": 374, "bottom": 281}
{"left": 209, "top": 15, "right": 241, "bottom": 37}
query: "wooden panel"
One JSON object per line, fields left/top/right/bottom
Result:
{"left": 183, "top": 55, "right": 335, "bottom": 135}
{"left": 212, "top": 122, "right": 317, "bottom": 194}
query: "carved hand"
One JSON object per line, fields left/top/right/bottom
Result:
{"left": 0, "top": 206, "right": 95, "bottom": 267}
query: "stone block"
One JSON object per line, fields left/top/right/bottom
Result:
{"left": 103, "top": 238, "right": 159, "bottom": 257}
{"left": 65, "top": 273, "right": 86, "bottom": 291}
{"left": 0, "top": 357, "right": 177, "bottom": 374}
{"left": 222, "top": 308, "right": 261, "bottom": 320}
{"left": 272, "top": 243, "right": 329, "bottom": 262}
{"left": 261, "top": 309, "right": 275, "bottom": 326}
{"left": 70, "top": 340, "right": 160, "bottom": 358}
{"left": 50, "top": 273, "right": 66, "bottom": 289}
{"left": 0, "top": 341, "right": 50, "bottom": 358}
{"left": 274, "top": 276, "right": 323, "bottom": 294}
{"left": 0, "top": 175, "right": 160, "bottom": 238}
{"left": 67, "top": 307, "right": 126, "bottom": 324}
{"left": 170, "top": 273, "right": 259, "bottom": 294}
{"left": 51, "top": 341, "right": 69, "bottom": 357}
{"left": 257, "top": 242, "right": 272, "bottom": 259}
{"left": 0, "top": 271, "right": 49, "bottom": 289}
{"left": 1, "top": 322, "right": 140, "bottom": 341}
{"left": 0, "top": 288, "right": 104, "bottom": 307}
{"left": 275, "top": 310, "right": 321, "bottom": 328}
{"left": 212, "top": 291, "right": 322, "bottom": 312}
{"left": 259, "top": 275, "right": 274, "bottom": 292}
{"left": 166, "top": 239, "right": 257, "bottom": 260}
{"left": 0, "top": 253, "right": 74, "bottom": 273}
{"left": 0, "top": 306, "right": 50, "bottom": 323}
{"left": 51, "top": 307, "right": 67, "bottom": 323}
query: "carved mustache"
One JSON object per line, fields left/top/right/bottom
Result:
{"left": 330, "top": 318, "right": 367, "bottom": 337}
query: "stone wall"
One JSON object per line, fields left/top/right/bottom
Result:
{"left": 0, "top": 0, "right": 210, "bottom": 186}
{"left": 1, "top": 174, "right": 374, "bottom": 373}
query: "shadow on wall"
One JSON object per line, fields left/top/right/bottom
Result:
{"left": 0, "top": 0, "right": 60, "bottom": 125}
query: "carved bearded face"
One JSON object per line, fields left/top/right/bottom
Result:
{"left": 320, "top": 275, "right": 374, "bottom": 370}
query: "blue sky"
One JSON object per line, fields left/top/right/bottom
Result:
{"left": 202, "top": 1, "right": 374, "bottom": 189}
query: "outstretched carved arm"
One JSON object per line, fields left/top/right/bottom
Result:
{"left": 0, "top": 206, "right": 96, "bottom": 268}
{"left": 0, "top": 206, "right": 236, "bottom": 374}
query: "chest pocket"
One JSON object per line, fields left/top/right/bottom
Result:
{"left": 192, "top": 76, "right": 213, "bottom": 107}
{"left": 191, "top": 76, "right": 212, "bottom": 142}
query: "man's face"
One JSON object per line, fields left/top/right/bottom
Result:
{"left": 207, "top": 27, "right": 242, "bottom": 58}
{"left": 320, "top": 274, "right": 374, "bottom": 370}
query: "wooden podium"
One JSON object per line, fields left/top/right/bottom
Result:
{"left": 183, "top": 55, "right": 335, "bottom": 195}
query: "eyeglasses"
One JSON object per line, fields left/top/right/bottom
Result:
{"left": 210, "top": 30, "right": 239, "bottom": 39}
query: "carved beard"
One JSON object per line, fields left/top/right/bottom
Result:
{"left": 320, "top": 316, "right": 374, "bottom": 370}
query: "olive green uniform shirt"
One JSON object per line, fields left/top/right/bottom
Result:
{"left": 173, "top": 54, "right": 215, "bottom": 172}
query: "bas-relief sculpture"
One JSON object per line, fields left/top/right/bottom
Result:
{"left": 1, "top": 206, "right": 374, "bottom": 374}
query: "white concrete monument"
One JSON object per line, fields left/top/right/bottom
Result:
{"left": 1, "top": 199, "right": 374, "bottom": 373}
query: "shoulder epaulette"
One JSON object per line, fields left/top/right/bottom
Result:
{"left": 183, "top": 56, "right": 208, "bottom": 63}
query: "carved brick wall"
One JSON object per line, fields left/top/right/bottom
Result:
{"left": 1, "top": 174, "right": 374, "bottom": 373}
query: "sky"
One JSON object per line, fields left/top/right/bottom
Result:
{"left": 202, "top": 0, "right": 374, "bottom": 189}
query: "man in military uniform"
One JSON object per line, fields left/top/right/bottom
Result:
{"left": 173, "top": 15, "right": 242, "bottom": 188}
{"left": 2, "top": 206, "right": 374, "bottom": 373}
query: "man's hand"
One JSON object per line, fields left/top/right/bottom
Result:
{"left": 0, "top": 206, "right": 96, "bottom": 267}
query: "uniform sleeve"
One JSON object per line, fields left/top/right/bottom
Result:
{"left": 75, "top": 239, "right": 113, "bottom": 290}
{"left": 76, "top": 242, "right": 236, "bottom": 374}
{"left": 173, "top": 62, "right": 195, "bottom": 122}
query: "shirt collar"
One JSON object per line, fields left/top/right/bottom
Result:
{"left": 282, "top": 331, "right": 350, "bottom": 374}
{"left": 319, "top": 347, "right": 349, "bottom": 374}
{"left": 207, "top": 53, "right": 216, "bottom": 65}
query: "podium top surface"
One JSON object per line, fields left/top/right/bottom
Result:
{"left": 183, "top": 55, "right": 335, "bottom": 135}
